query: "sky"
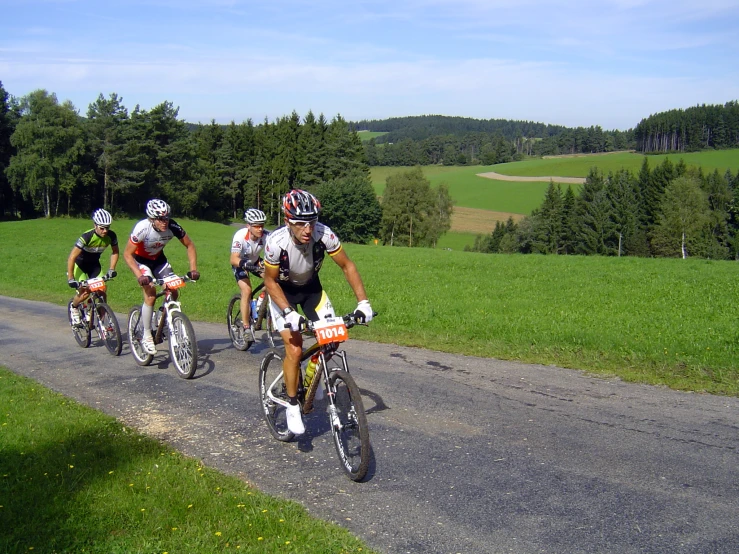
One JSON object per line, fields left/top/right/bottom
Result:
{"left": 1, "top": 0, "right": 738, "bottom": 131}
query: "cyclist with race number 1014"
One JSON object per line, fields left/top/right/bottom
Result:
{"left": 263, "top": 189, "right": 373, "bottom": 436}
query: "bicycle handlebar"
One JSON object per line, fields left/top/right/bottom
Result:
{"left": 76, "top": 274, "right": 114, "bottom": 289}
{"left": 286, "top": 311, "right": 379, "bottom": 333}
{"left": 154, "top": 274, "right": 194, "bottom": 287}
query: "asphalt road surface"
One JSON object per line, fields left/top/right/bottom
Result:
{"left": 1, "top": 295, "right": 738, "bottom": 553}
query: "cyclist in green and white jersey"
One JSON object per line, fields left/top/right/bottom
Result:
{"left": 66, "top": 209, "right": 119, "bottom": 324}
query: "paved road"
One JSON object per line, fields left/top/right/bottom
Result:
{"left": 2, "top": 295, "right": 738, "bottom": 553}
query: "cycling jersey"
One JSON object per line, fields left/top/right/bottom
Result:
{"left": 73, "top": 228, "right": 118, "bottom": 272}
{"left": 231, "top": 227, "right": 269, "bottom": 265}
{"left": 263, "top": 223, "right": 342, "bottom": 288}
{"left": 129, "top": 218, "right": 186, "bottom": 261}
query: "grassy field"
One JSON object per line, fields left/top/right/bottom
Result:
{"left": 0, "top": 368, "right": 373, "bottom": 553}
{"left": 1, "top": 217, "right": 737, "bottom": 396}
{"left": 356, "top": 130, "right": 387, "bottom": 142}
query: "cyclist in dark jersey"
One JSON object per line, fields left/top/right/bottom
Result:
{"left": 66, "top": 209, "right": 119, "bottom": 325}
{"left": 263, "top": 189, "right": 373, "bottom": 435}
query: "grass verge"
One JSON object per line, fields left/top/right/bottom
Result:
{"left": 0, "top": 368, "right": 374, "bottom": 554}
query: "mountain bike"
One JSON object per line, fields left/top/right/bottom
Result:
{"left": 127, "top": 274, "right": 198, "bottom": 379}
{"left": 67, "top": 275, "right": 122, "bottom": 356}
{"left": 227, "top": 281, "right": 276, "bottom": 351}
{"left": 259, "top": 312, "right": 375, "bottom": 481}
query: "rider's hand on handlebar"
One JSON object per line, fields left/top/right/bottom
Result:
{"left": 187, "top": 270, "right": 200, "bottom": 281}
{"left": 284, "top": 310, "right": 304, "bottom": 332}
{"left": 354, "top": 299, "right": 373, "bottom": 323}
{"left": 68, "top": 279, "right": 79, "bottom": 289}
{"left": 137, "top": 275, "right": 152, "bottom": 287}
{"left": 105, "top": 269, "right": 117, "bottom": 279}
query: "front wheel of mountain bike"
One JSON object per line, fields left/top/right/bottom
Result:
{"left": 259, "top": 350, "right": 295, "bottom": 442}
{"left": 328, "top": 369, "right": 370, "bottom": 481}
{"left": 168, "top": 312, "right": 198, "bottom": 379}
{"left": 68, "top": 300, "right": 91, "bottom": 348}
{"left": 96, "top": 302, "right": 122, "bottom": 356}
{"left": 127, "top": 306, "right": 153, "bottom": 366}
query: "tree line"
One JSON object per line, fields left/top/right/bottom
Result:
{"left": 0, "top": 84, "right": 368, "bottom": 223}
{"left": 634, "top": 101, "right": 739, "bottom": 153}
{"left": 0, "top": 83, "right": 456, "bottom": 249}
{"left": 356, "top": 115, "right": 636, "bottom": 166}
{"left": 469, "top": 158, "right": 739, "bottom": 259}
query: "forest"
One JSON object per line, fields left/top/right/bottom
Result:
{"left": 354, "top": 115, "right": 636, "bottom": 166}
{"left": 0, "top": 85, "right": 369, "bottom": 223}
{"left": 634, "top": 101, "right": 739, "bottom": 153}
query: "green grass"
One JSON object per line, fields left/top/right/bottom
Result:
{"left": 355, "top": 131, "right": 387, "bottom": 142}
{"left": 1, "top": 217, "right": 738, "bottom": 396}
{"left": 435, "top": 231, "right": 477, "bottom": 251}
{"left": 370, "top": 149, "right": 739, "bottom": 215}
{"left": 0, "top": 368, "right": 373, "bottom": 554}
{"left": 371, "top": 165, "right": 554, "bottom": 214}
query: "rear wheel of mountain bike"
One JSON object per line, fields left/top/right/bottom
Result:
{"left": 328, "top": 369, "right": 370, "bottom": 481}
{"left": 259, "top": 350, "right": 295, "bottom": 442}
{"left": 227, "top": 293, "right": 253, "bottom": 351}
{"left": 127, "top": 306, "right": 153, "bottom": 366}
{"left": 169, "top": 312, "right": 198, "bottom": 379}
{"left": 96, "top": 302, "right": 122, "bottom": 356}
{"left": 68, "top": 300, "right": 91, "bottom": 348}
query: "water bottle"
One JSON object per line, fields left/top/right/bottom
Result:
{"left": 255, "top": 291, "right": 265, "bottom": 313}
{"left": 303, "top": 355, "right": 319, "bottom": 387}
{"left": 250, "top": 299, "right": 257, "bottom": 322}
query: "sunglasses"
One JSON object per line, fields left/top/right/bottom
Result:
{"left": 96, "top": 225, "right": 110, "bottom": 230}
{"left": 154, "top": 216, "right": 169, "bottom": 222}
{"left": 288, "top": 219, "right": 317, "bottom": 228}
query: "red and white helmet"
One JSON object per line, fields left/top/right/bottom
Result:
{"left": 146, "top": 199, "right": 170, "bottom": 219}
{"left": 282, "top": 189, "right": 321, "bottom": 220}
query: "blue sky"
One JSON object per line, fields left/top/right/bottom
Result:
{"left": 1, "top": 0, "right": 737, "bottom": 131}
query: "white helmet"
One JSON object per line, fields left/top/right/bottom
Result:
{"left": 146, "top": 199, "right": 170, "bottom": 219}
{"left": 92, "top": 208, "right": 112, "bottom": 226}
{"left": 244, "top": 208, "right": 267, "bottom": 225}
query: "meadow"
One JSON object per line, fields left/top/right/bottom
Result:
{"left": 1, "top": 217, "right": 737, "bottom": 396}
{"left": 370, "top": 148, "right": 739, "bottom": 218}
{"left": 0, "top": 368, "right": 373, "bottom": 553}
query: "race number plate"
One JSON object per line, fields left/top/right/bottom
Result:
{"left": 163, "top": 275, "right": 185, "bottom": 290}
{"left": 314, "top": 318, "right": 348, "bottom": 345}
{"left": 87, "top": 277, "right": 106, "bottom": 292}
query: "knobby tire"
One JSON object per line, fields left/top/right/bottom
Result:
{"left": 127, "top": 306, "right": 153, "bottom": 366}
{"left": 328, "top": 369, "right": 370, "bottom": 481}
{"left": 169, "top": 312, "right": 198, "bottom": 379}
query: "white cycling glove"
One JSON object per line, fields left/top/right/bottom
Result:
{"left": 284, "top": 309, "right": 304, "bottom": 332}
{"left": 355, "top": 300, "right": 373, "bottom": 323}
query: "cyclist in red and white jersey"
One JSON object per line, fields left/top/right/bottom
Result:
{"left": 263, "top": 189, "right": 373, "bottom": 435}
{"left": 123, "top": 199, "right": 200, "bottom": 354}
{"left": 230, "top": 208, "right": 269, "bottom": 336}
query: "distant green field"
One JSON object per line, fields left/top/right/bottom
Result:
{"left": 370, "top": 148, "right": 739, "bottom": 216}
{"left": 371, "top": 165, "right": 564, "bottom": 214}
{"left": 494, "top": 149, "right": 739, "bottom": 178}
{"left": 356, "top": 130, "right": 388, "bottom": 142}
{"left": 2, "top": 218, "right": 738, "bottom": 396}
